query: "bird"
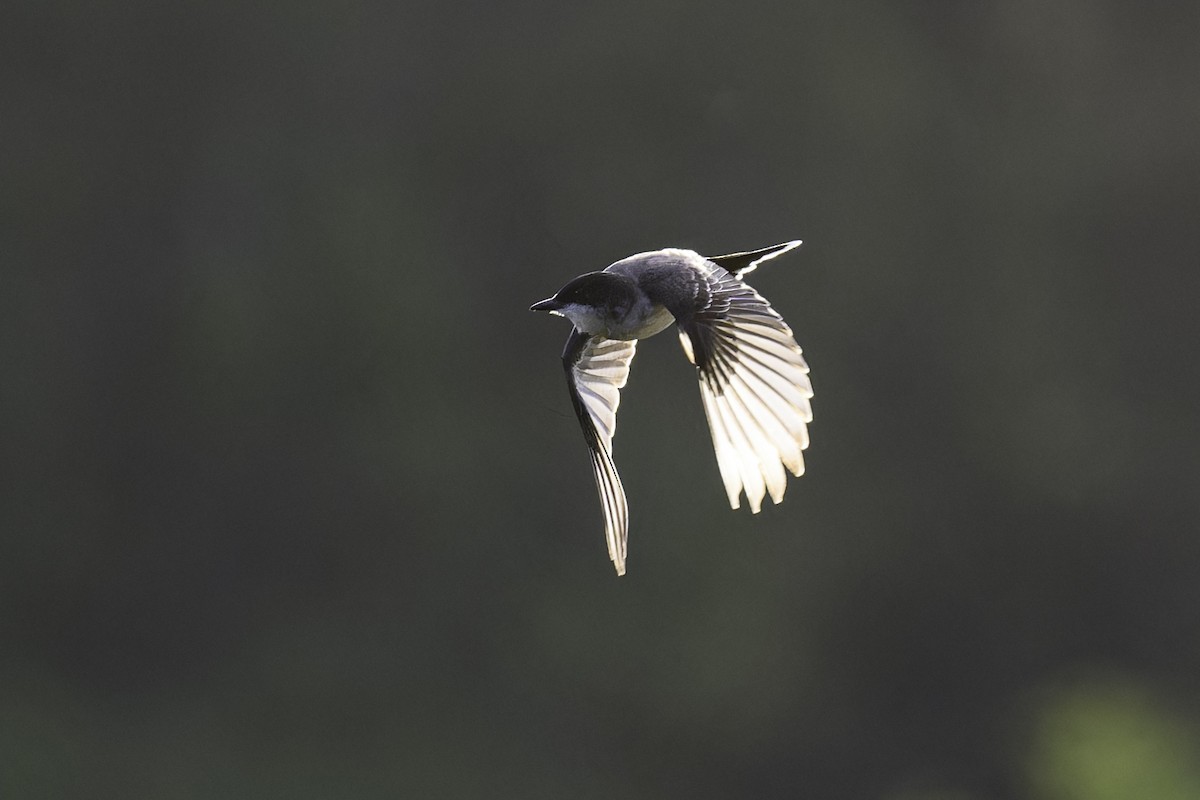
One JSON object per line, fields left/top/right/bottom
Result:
{"left": 530, "top": 240, "right": 813, "bottom": 575}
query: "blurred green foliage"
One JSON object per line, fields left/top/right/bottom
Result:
{"left": 1026, "top": 676, "right": 1200, "bottom": 800}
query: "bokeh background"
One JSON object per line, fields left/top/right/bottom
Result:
{"left": 4, "top": 1, "right": 1200, "bottom": 797}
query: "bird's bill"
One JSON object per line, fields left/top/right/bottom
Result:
{"left": 529, "top": 297, "right": 561, "bottom": 312}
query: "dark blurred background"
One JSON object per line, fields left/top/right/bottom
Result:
{"left": 4, "top": 1, "right": 1200, "bottom": 797}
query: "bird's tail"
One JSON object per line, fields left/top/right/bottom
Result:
{"left": 706, "top": 240, "right": 803, "bottom": 277}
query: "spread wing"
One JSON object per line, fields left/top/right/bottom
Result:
{"left": 562, "top": 329, "right": 638, "bottom": 575}
{"left": 670, "top": 260, "right": 812, "bottom": 513}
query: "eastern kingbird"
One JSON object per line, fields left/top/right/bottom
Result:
{"left": 531, "top": 241, "right": 813, "bottom": 575}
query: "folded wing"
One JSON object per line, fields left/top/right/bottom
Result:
{"left": 562, "top": 330, "right": 638, "bottom": 575}
{"left": 672, "top": 261, "right": 812, "bottom": 513}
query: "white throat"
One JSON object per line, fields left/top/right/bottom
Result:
{"left": 555, "top": 303, "right": 612, "bottom": 336}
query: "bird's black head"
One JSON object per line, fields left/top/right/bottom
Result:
{"left": 529, "top": 271, "right": 637, "bottom": 315}
{"left": 530, "top": 271, "right": 642, "bottom": 337}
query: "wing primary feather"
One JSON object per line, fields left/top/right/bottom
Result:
{"left": 671, "top": 254, "right": 813, "bottom": 511}
{"left": 697, "top": 381, "right": 744, "bottom": 508}
{"left": 706, "top": 373, "right": 767, "bottom": 512}
{"left": 563, "top": 330, "right": 638, "bottom": 575}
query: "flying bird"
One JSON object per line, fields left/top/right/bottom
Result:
{"left": 530, "top": 241, "right": 813, "bottom": 575}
